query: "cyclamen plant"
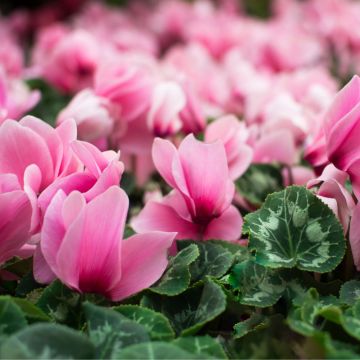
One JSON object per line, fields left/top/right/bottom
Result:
{"left": 2, "top": 0, "right": 360, "bottom": 359}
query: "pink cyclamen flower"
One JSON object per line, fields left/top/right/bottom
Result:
{"left": 307, "top": 164, "right": 355, "bottom": 234}
{"left": 0, "top": 116, "right": 79, "bottom": 192}
{"left": 323, "top": 75, "right": 360, "bottom": 198}
{"left": 0, "top": 70, "right": 40, "bottom": 124}
{"left": 35, "top": 186, "right": 176, "bottom": 301}
{"left": 147, "top": 81, "right": 186, "bottom": 137}
{"left": 94, "top": 55, "right": 155, "bottom": 122}
{"left": 38, "top": 139, "right": 124, "bottom": 217}
{"left": 179, "top": 82, "right": 206, "bottom": 134}
{"left": 205, "top": 115, "right": 253, "bottom": 180}
{"left": 0, "top": 174, "right": 32, "bottom": 264}
{"left": 350, "top": 203, "right": 360, "bottom": 271}
{"left": 132, "top": 134, "right": 243, "bottom": 241}
{"left": 0, "top": 116, "right": 80, "bottom": 232}
{"left": 39, "top": 29, "right": 99, "bottom": 93}
{"left": 57, "top": 89, "right": 114, "bottom": 149}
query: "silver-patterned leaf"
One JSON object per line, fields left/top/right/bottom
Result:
{"left": 244, "top": 186, "right": 346, "bottom": 273}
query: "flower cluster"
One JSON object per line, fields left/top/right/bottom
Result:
{"left": 1, "top": 0, "right": 360, "bottom": 304}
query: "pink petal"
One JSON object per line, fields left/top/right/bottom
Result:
{"left": 20, "top": 116, "right": 63, "bottom": 179}
{"left": 38, "top": 172, "right": 95, "bottom": 215}
{"left": 253, "top": 129, "right": 297, "bottom": 166}
{"left": 0, "top": 120, "right": 54, "bottom": 188}
{"left": 108, "top": 231, "right": 176, "bottom": 301}
{"left": 204, "top": 205, "right": 243, "bottom": 241}
{"left": 40, "top": 190, "right": 67, "bottom": 275}
{"left": 131, "top": 199, "right": 199, "bottom": 240}
{"left": 0, "top": 174, "right": 21, "bottom": 193}
{"left": 33, "top": 245, "right": 57, "bottom": 284}
{"left": 0, "top": 190, "right": 32, "bottom": 264}
{"left": 71, "top": 140, "right": 111, "bottom": 177}
{"left": 350, "top": 202, "right": 360, "bottom": 270}
{"left": 84, "top": 160, "right": 123, "bottom": 202}
{"left": 152, "top": 137, "right": 178, "bottom": 188}
{"left": 228, "top": 145, "right": 253, "bottom": 180}
{"left": 178, "top": 134, "right": 230, "bottom": 218}
{"left": 326, "top": 76, "right": 360, "bottom": 170}
{"left": 56, "top": 187, "right": 128, "bottom": 294}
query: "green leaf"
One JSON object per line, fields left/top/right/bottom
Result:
{"left": 36, "top": 280, "right": 82, "bottom": 326}
{"left": 150, "top": 244, "right": 199, "bottom": 296}
{"left": 228, "top": 260, "right": 285, "bottom": 307}
{"left": 313, "top": 332, "right": 360, "bottom": 359}
{"left": 287, "top": 288, "right": 343, "bottom": 338}
{"left": 236, "top": 164, "right": 283, "bottom": 206}
{"left": 173, "top": 336, "right": 227, "bottom": 359}
{"left": 340, "top": 280, "right": 360, "bottom": 305}
{"left": 178, "top": 241, "right": 234, "bottom": 282}
{"left": 114, "top": 305, "right": 175, "bottom": 341}
{"left": 0, "top": 297, "right": 27, "bottom": 336}
{"left": 206, "top": 240, "right": 250, "bottom": 263}
{"left": 83, "top": 302, "right": 149, "bottom": 359}
{"left": 112, "top": 342, "right": 199, "bottom": 359}
{"left": 228, "top": 315, "right": 296, "bottom": 359}
{"left": 142, "top": 279, "right": 226, "bottom": 336}
{"left": 0, "top": 323, "right": 95, "bottom": 359}
{"left": 244, "top": 186, "right": 346, "bottom": 272}
{"left": 287, "top": 308, "right": 316, "bottom": 337}
{"left": 11, "top": 298, "right": 50, "bottom": 323}
{"left": 121, "top": 172, "right": 136, "bottom": 196}
{"left": 234, "top": 313, "right": 269, "bottom": 339}
{"left": 341, "top": 300, "right": 360, "bottom": 340}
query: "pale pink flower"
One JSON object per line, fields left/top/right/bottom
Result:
{"left": 205, "top": 115, "right": 253, "bottom": 180}
{"left": 147, "top": 81, "right": 186, "bottom": 137}
{"left": 57, "top": 89, "right": 114, "bottom": 148}
{"left": 308, "top": 164, "right": 355, "bottom": 234}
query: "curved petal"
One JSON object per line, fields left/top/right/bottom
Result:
{"left": 38, "top": 172, "right": 95, "bottom": 215}
{"left": 204, "top": 205, "right": 243, "bottom": 241}
{"left": 350, "top": 203, "right": 360, "bottom": 270}
{"left": 40, "top": 190, "right": 67, "bottom": 275}
{"left": 152, "top": 137, "right": 178, "bottom": 188}
{"left": 33, "top": 245, "right": 57, "bottom": 284}
{"left": 108, "top": 231, "right": 176, "bottom": 301}
{"left": 0, "top": 190, "right": 32, "bottom": 264}
{"left": 84, "top": 161, "right": 124, "bottom": 202}
{"left": 178, "top": 134, "right": 230, "bottom": 219}
{"left": 0, "top": 120, "right": 53, "bottom": 188}
{"left": 131, "top": 200, "right": 199, "bottom": 240}
{"left": 20, "top": 116, "right": 63, "bottom": 178}
{"left": 56, "top": 187, "right": 128, "bottom": 294}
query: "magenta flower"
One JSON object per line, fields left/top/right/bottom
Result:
{"left": 132, "top": 134, "right": 243, "bottom": 242}
{"left": 35, "top": 186, "right": 176, "bottom": 301}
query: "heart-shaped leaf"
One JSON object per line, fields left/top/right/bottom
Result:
{"left": 244, "top": 186, "right": 346, "bottom": 272}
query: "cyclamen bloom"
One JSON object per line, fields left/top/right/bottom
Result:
{"left": 57, "top": 89, "right": 114, "bottom": 149}
{"left": 37, "top": 140, "right": 124, "bottom": 219}
{"left": 35, "top": 186, "right": 175, "bottom": 301}
{"left": 147, "top": 81, "right": 186, "bottom": 137}
{"left": 205, "top": 115, "right": 253, "bottom": 180}
{"left": 0, "top": 174, "right": 32, "bottom": 265}
{"left": 132, "top": 134, "right": 243, "bottom": 241}
{"left": 0, "top": 116, "right": 79, "bottom": 192}
{"left": 0, "top": 116, "right": 80, "bottom": 232}
{"left": 322, "top": 75, "right": 360, "bottom": 197}
{"left": 307, "top": 164, "right": 355, "bottom": 234}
